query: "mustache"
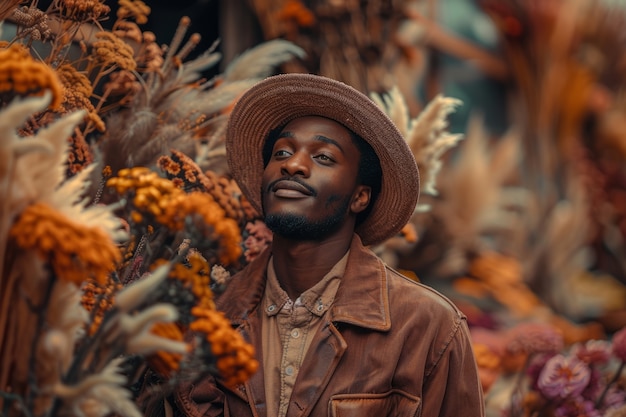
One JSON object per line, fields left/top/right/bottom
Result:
{"left": 266, "top": 176, "right": 317, "bottom": 196}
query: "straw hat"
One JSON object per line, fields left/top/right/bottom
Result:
{"left": 226, "top": 73, "right": 420, "bottom": 246}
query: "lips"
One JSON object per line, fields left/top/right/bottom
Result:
{"left": 271, "top": 179, "right": 314, "bottom": 198}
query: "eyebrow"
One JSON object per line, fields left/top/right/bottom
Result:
{"left": 278, "top": 131, "right": 344, "bottom": 152}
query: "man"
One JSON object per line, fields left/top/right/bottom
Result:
{"left": 174, "top": 73, "right": 484, "bottom": 416}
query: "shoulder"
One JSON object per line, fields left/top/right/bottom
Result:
{"left": 385, "top": 265, "right": 466, "bottom": 322}
{"left": 384, "top": 265, "right": 470, "bottom": 356}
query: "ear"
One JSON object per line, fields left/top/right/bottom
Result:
{"left": 350, "top": 185, "right": 371, "bottom": 214}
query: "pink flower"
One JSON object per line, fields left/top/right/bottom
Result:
{"left": 612, "top": 327, "right": 626, "bottom": 362}
{"left": 537, "top": 354, "right": 591, "bottom": 400}
{"left": 573, "top": 340, "right": 612, "bottom": 365}
{"left": 507, "top": 322, "right": 564, "bottom": 355}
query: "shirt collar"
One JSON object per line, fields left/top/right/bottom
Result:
{"left": 263, "top": 252, "right": 348, "bottom": 317}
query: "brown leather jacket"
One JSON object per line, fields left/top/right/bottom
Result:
{"left": 174, "top": 235, "right": 484, "bottom": 417}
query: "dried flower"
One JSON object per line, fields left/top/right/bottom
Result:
{"left": 243, "top": 220, "right": 273, "bottom": 263}
{"left": 507, "top": 322, "right": 564, "bottom": 356}
{"left": 10, "top": 202, "right": 121, "bottom": 285}
{"left": 148, "top": 322, "right": 185, "bottom": 375}
{"left": 91, "top": 32, "right": 137, "bottom": 72}
{"left": 537, "top": 354, "right": 591, "bottom": 400}
{"left": 572, "top": 339, "right": 612, "bottom": 365}
{"left": 159, "top": 191, "right": 242, "bottom": 265}
{"left": 190, "top": 307, "right": 259, "bottom": 388}
{"left": 113, "top": 20, "right": 143, "bottom": 44}
{"left": 58, "top": 0, "right": 111, "bottom": 22}
{"left": 0, "top": 43, "right": 63, "bottom": 108}
{"left": 117, "top": 0, "right": 151, "bottom": 25}
{"left": 66, "top": 129, "right": 94, "bottom": 176}
{"left": 169, "top": 251, "right": 215, "bottom": 310}
{"left": 103, "top": 70, "right": 141, "bottom": 104}
{"left": 54, "top": 64, "right": 105, "bottom": 131}
{"left": 11, "top": 6, "right": 52, "bottom": 41}
{"left": 82, "top": 276, "right": 123, "bottom": 334}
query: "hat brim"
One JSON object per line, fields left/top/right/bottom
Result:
{"left": 226, "top": 73, "right": 420, "bottom": 247}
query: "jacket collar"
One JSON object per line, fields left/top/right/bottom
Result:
{"left": 216, "top": 234, "right": 391, "bottom": 332}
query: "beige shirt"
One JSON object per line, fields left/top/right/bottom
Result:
{"left": 261, "top": 253, "right": 348, "bottom": 417}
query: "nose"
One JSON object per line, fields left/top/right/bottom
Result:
{"left": 281, "top": 151, "right": 310, "bottom": 177}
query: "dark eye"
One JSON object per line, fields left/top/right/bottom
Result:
{"left": 273, "top": 149, "right": 291, "bottom": 158}
{"left": 315, "top": 154, "right": 334, "bottom": 163}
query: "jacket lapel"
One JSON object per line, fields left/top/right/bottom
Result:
{"left": 286, "top": 321, "right": 347, "bottom": 417}
{"left": 285, "top": 235, "right": 391, "bottom": 417}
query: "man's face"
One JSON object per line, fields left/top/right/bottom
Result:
{"left": 261, "top": 116, "right": 369, "bottom": 240}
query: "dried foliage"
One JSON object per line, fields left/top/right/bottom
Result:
{"left": 0, "top": 1, "right": 303, "bottom": 416}
{"left": 247, "top": 0, "right": 422, "bottom": 93}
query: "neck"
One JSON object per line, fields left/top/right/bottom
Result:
{"left": 271, "top": 233, "right": 353, "bottom": 300}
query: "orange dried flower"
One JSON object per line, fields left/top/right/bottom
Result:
{"left": 136, "top": 31, "right": 164, "bottom": 72}
{"left": 0, "top": 43, "right": 63, "bottom": 108}
{"left": 103, "top": 70, "right": 141, "bottom": 104}
{"left": 158, "top": 150, "right": 259, "bottom": 223}
{"left": 148, "top": 322, "right": 185, "bottom": 375}
{"left": 113, "top": 20, "right": 143, "bottom": 44}
{"left": 10, "top": 203, "right": 122, "bottom": 285}
{"left": 59, "top": 0, "right": 110, "bottom": 22}
{"left": 56, "top": 64, "right": 105, "bottom": 131}
{"left": 92, "top": 31, "right": 137, "bottom": 72}
{"left": 190, "top": 307, "right": 259, "bottom": 388}
{"left": 66, "top": 129, "right": 94, "bottom": 176}
{"left": 82, "top": 276, "right": 123, "bottom": 334}
{"left": 169, "top": 251, "right": 215, "bottom": 309}
{"left": 158, "top": 192, "right": 242, "bottom": 265}
{"left": 117, "top": 0, "right": 151, "bottom": 25}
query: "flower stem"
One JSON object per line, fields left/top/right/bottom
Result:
{"left": 596, "top": 360, "right": 625, "bottom": 408}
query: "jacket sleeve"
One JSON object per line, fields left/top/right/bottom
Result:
{"left": 172, "top": 375, "right": 226, "bottom": 417}
{"left": 421, "top": 318, "right": 485, "bottom": 417}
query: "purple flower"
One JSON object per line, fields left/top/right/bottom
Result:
{"left": 526, "top": 352, "right": 555, "bottom": 389}
{"left": 507, "top": 322, "right": 564, "bottom": 355}
{"left": 537, "top": 354, "right": 591, "bottom": 400}
{"left": 573, "top": 340, "right": 612, "bottom": 365}
{"left": 612, "top": 327, "right": 626, "bottom": 362}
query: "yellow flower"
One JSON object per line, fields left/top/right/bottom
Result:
{"left": 10, "top": 202, "right": 121, "bottom": 285}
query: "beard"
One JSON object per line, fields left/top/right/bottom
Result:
{"left": 263, "top": 194, "right": 352, "bottom": 241}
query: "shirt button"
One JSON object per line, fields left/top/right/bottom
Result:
{"left": 316, "top": 304, "right": 324, "bottom": 312}
{"left": 285, "top": 366, "right": 294, "bottom": 376}
{"left": 267, "top": 304, "right": 276, "bottom": 312}
{"left": 291, "top": 328, "right": 300, "bottom": 338}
